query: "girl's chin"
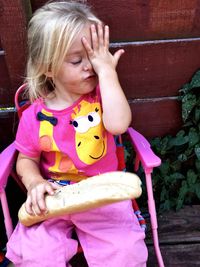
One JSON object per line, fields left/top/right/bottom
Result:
{"left": 82, "top": 87, "right": 96, "bottom": 95}
{"left": 84, "top": 81, "right": 98, "bottom": 92}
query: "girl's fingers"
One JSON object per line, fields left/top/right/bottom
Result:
{"left": 45, "top": 182, "right": 57, "bottom": 195}
{"left": 24, "top": 181, "right": 58, "bottom": 216}
{"left": 25, "top": 195, "right": 33, "bottom": 215}
{"left": 37, "top": 187, "right": 48, "bottom": 212}
{"left": 36, "top": 183, "right": 55, "bottom": 213}
{"left": 90, "top": 24, "right": 98, "bottom": 50}
{"left": 31, "top": 189, "right": 42, "bottom": 215}
{"left": 82, "top": 37, "right": 93, "bottom": 56}
{"left": 104, "top": 25, "right": 109, "bottom": 48}
{"left": 83, "top": 24, "right": 110, "bottom": 56}
{"left": 49, "top": 181, "right": 61, "bottom": 191}
{"left": 97, "top": 23, "right": 104, "bottom": 47}
{"left": 114, "top": 49, "right": 125, "bottom": 65}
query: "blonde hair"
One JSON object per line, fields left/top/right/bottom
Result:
{"left": 26, "top": 0, "right": 101, "bottom": 102}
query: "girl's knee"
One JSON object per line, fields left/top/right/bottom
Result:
{"left": 115, "top": 232, "right": 148, "bottom": 264}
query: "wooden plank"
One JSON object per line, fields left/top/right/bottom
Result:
{"left": 148, "top": 243, "right": 200, "bottom": 267}
{"left": 31, "top": 0, "right": 200, "bottom": 41}
{"left": 130, "top": 98, "right": 182, "bottom": 138}
{"left": 87, "top": 0, "right": 200, "bottom": 42}
{"left": 2, "top": 38, "right": 200, "bottom": 103}
{"left": 147, "top": 205, "right": 200, "bottom": 244}
{"left": 147, "top": 205, "right": 200, "bottom": 266}
{"left": 112, "top": 38, "right": 200, "bottom": 98}
{"left": 0, "top": 54, "right": 11, "bottom": 105}
{"left": 0, "top": 1, "right": 31, "bottom": 94}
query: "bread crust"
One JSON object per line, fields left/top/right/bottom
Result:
{"left": 18, "top": 171, "right": 142, "bottom": 226}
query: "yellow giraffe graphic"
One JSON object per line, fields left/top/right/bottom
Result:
{"left": 71, "top": 100, "right": 107, "bottom": 165}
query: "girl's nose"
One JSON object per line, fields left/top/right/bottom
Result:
{"left": 83, "top": 59, "right": 92, "bottom": 71}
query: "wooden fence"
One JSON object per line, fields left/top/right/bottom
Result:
{"left": 1, "top": 0, "right": 200, "bottom": 148}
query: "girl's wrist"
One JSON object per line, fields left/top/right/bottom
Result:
{"left": 23, "top": 174, "right": 44, "bottom": 191}
{"left": 97, "top": 68, "right": 118, "bottom": 80}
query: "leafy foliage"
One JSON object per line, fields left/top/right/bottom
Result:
{"left": 150, "top": 70, "right": 200, "bottom": 212}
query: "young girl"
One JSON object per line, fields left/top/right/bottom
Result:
{"left": 6, "top": 1, "right": 148, "bottom": 266}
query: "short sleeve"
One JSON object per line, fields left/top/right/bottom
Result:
{"left": 15, "top": 110, "right": 40, "bottom": 158}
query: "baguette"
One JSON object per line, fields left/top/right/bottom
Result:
{"left": 18, "top": 171, "right": 142, "bottom": 226}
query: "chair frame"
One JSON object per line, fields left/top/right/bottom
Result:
{"left": 0, "top": 84, "right": 165, "bottom": 267}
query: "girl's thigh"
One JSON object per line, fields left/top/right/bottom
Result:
{"left": 6, "top": 217, "right": 78, "bottom": 267}
{"left": 72, "top": 200, "right": 148, "bottom": 267}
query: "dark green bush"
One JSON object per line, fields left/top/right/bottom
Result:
{"left": 150, "top": 70, "right": 200, "bottom": 212}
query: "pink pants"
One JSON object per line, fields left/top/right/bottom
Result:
{"left": 6, "top": 200, "right": 148, "bottom": 267}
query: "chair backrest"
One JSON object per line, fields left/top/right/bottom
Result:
{"left": 14, "top": 84, "right": 30, "bottom": 119}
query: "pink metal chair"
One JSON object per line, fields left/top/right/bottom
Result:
{"left": 0, "top": 84, "right": 165, "bottom": 267}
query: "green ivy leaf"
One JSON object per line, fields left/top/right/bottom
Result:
{"left": 189, "top": 70, "right": 200, "bottom": 89}
{"left": 184, "top": 146, "right": 194, "bottom": 157}
{"left": 149, "top": 69, "right": 200, "bottom": 212}
{"left": 182, "top": 94, "right": 196, "bottom": 122}
{"left": 195, "top": 159, "right": 200, "bottom": 172}
{"left": 187, "top": 169, "right": 197, "bottom": 185}
{"left": 158, "top": 161, "right": 170, "bottom": 176}
{"left": 170, "top": 160, "right": 181, "bottom": 172}
{"left": 176, "top": 180, "right": 188, "bottom": 210}
{"left": 178, "top": 153, "right": 187, "bottom": 162}
{"left": 170, "top": 172, "right": 185, "bottom": 180}
{"left": 160, "top": 186, "right": 169, "bottom": 202}
{"left": 180, "top": 70, "right": 200, "bottom": 93}
{"left": 168, "top": 135, "right": 188, "bottom": 147}
{"left": 188, "top": 128, "right": 199, "bottom": 147}
{"left": 195, "top": 147, "right": 200, "bottom": 160}
{"left": 194, "top": 107, "right": 200, "bottom": 123}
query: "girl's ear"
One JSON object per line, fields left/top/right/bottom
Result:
{"left": 45, "top": 71, "right": 53, "bottom": 78}
{"left": 45, "top": 64, "right": 53, "bottom": 77}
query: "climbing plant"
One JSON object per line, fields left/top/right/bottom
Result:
{"left": 150, "top": 70, "right": 200, "bottom": 212}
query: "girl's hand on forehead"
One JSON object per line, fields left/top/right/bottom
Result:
{"left": 82, "top": 24, "right": 124, "bottom": 76}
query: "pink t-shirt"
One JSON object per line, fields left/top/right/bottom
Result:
{"left": 15, "top": 87, "right": 118, "bottom": 182}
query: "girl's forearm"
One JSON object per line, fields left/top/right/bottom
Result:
{"left": 16, "top": 154, "right": 44, "bottom": 191}
{"left": 98, "top": 69, "right": 132, "bottom": 135}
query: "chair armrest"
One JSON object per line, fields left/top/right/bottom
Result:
{"left": 127, "top": 127, "right": 161, "bottom": 172}
{"left": 0, "top": 142, "right": 18, "bottom": 189}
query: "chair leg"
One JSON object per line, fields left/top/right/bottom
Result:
{"left": 0, "top": 190, "right": 13, "bottom": 240}
{"left": 145, "top": 172, "right": 165, "bottom": 267}
{"left": 152, "top": 229, "right": 165, "bottom": 267}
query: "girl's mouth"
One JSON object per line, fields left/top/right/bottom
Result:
{"left": 86, "top": 74, "right": 96, "bottom": 80}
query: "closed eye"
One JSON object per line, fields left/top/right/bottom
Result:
{"left": 71, "top": 59, "right": 82, "bottom": 65}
